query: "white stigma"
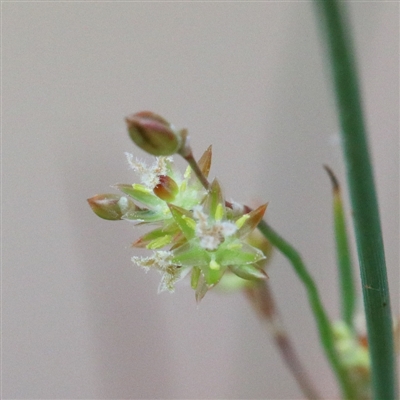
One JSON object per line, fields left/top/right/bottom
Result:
{"left": 193, "top": 206, "right": 237, "bottom": 251}
{"left": 125, "top": 153, "right": 173, "bottom": 189}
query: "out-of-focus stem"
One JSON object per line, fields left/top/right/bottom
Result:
{"left": 245, "top": 281, "right": 321, "bottom": 400}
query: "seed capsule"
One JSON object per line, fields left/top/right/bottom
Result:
{"left": 153, "top": 175, "right": 179, "bottom": 202}
{"left": 87, "top": 194, "right": 136, "bottom": 220}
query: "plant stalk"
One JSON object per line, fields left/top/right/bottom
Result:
{"left": 315, "top": 2, "right": 396, "bottom": 399}
{"left": 324, "top": 165, "right": 356, "bottom": 329}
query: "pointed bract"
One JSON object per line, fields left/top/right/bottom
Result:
{"left": 216, "top": 241, "right": 265, "bottom": 266}
{"left": 123, "top": 209, "right": 166, "bottom": 223}
{"left": 168, "top": 204, "right": 196, "bottom": 240}
{"left": 191, "top": 266, "right": 201, "bottom": 289}
{"left": 172, "top": 241, "right": 211, "bottom": 267}
{"left": 195, "top": 273, "right": 210, "bottom": 304}
{"left": 228, "top": 264, "right": 268, "bottom": 281}
{"left": 114, "top": 183, "right": 163, "bottom": 208}
{"left": 132, "top": 223, "right": 177, "bottom": 248}
{"left": 236, "top": 203, "right": 268, "bottom": 238}
{"left": 203, "top": 178, "right": 225, "bottom": 220}
{"left": 198, "top": 146, "right": 212, "bottom": 178}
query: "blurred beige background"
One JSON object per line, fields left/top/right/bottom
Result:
{"left": 3, "top": 2, "right": 398, "bottom": 399}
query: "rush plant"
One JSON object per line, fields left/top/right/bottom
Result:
{"left": 88, "top": 2, "right": 397, "bottom": 398}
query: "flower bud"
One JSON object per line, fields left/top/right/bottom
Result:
{"left": 153, "top": 175, "right": 179, "bottom": 202}
{"left": 125, "top": 111, "right": 184, "bottom": 156}
{"left": 87, "top": 194, "right": 136, "bottom": 220}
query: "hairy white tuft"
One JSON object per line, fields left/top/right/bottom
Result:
{"left": 132, "top": 250, "right": 187, "bottom": 293}
{"left": 193, "top": 206, "right": 237, "bottom": 250}
{"left": 125, "top": 153, "right": 174, "bottom": 189}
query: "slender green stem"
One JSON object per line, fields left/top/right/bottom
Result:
{"left": 324, "top": 166, "right": 356, "bottom": 329}
{"left": 315, "top": 2, "right": 396, "bottom": 399}
{"left": 258, "top": 220, "right": 356, "bottom": 400}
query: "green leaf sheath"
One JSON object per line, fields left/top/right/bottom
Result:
{"left": 314, "top": 2, "right": 397, "bottom": 399}
{"left": 324, "top": 166, "right": 356, "bottom": 328}
{"left": 257, "top": 220, "right": 356, "bottom": 399}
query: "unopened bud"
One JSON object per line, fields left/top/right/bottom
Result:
{"left": 87, "top": 194, "right": 136, "bottom": 220}
{"left": 153, "top": 175, "right": 179, "bottom": 202}
{"left": 125, "top": 111, "right": 185, "bottom": 156}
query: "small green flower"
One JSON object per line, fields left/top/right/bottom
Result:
{"left": 132, "top": 178, "right": 268, "bottom": 300}
{"left": 88, "top": 133, "right": 269, "bottom": 301}
{"left": 119, "top": 151, "right": 207, "bottom": 217}
{"left": 88, "top": 147, "right": 211, "bottom": 245}
{"left": 112, "top": 148, "right": 211, "bottom": 250}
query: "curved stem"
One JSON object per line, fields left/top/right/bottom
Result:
{"left": 257, "top": 220, "right": 356, "bottom": 399}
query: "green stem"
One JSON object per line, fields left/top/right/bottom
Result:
{"left": 324, "top": 166, "right": 356, "bottom": 329}
{"left": 258, "top": 220, "right": 356, "bottom": 399}
{"left": 315, "top": 2, "right": 396, "bottom": 399}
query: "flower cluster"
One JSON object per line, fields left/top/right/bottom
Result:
{"left": 88, "top": 112, "right": 268, "bottom": 301}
